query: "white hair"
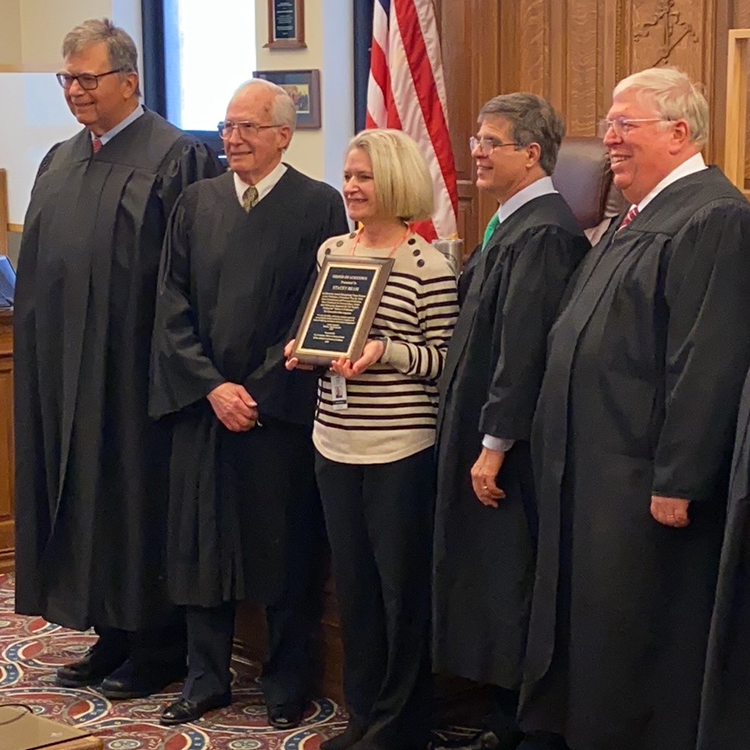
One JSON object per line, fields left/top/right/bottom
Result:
{"left": 231, "top": 78, "right": 297, "bottom": 130}
{"left": 613, "top": 67, "right": 709, "bottom": 147}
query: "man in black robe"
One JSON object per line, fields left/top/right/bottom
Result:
{"left": 432, "top": 93, "right": 589, "bottom": 750}
{"left": 14, "top": 19, "right": 222, "bottom": 699}
{"left": 518, "top": 68, "right": 750, "bottom": 750}
{"left": 697, "top": 365, "right": 750, "bottom": 750}
{"left": 150, "top": 79, "right": 347, "bottom": 728}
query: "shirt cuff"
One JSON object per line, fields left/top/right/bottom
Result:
{"left": 482, "top": 435, "right": 515, "bottom": 453}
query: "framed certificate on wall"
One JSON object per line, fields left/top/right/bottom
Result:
{"left": 266, "top": 0, "right": 306, "bottom": 50}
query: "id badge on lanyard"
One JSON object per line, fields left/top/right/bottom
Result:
{"left": 330, "top": 373, "right": 348, "bottom": 410}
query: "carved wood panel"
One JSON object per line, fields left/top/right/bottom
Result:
{"left": 437, "top": 0, "right": 750, "bottom": 250}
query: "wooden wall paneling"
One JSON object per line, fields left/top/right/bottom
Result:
{"left": 708, "top": 0, "right": 731, "bottom": 168}
{"left": 629, "top": 0, "right": 704, "bottom": 75}
{"left": 549, "top": 0, "right": 568, "bottom": 115}
{"left": 599, "top": 0, "right": 623, "bottom": 119}
{"left": 518, "top": 0, "right": 549, "bottom": 96}
{"left": 724, "top": 29, "right": 750, "bottom": 190}
{"left": 565, "top": 0, "right": 600, "bottom": 135}
{"left": 735, "top": 0, "right": 750, "bottom": 181}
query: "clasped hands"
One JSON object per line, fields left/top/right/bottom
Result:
{"left": 207, "top": 382, "right": 258, "bottom": 432}
{"left": 284, "top": 338, "right": 385, "bottom": 377}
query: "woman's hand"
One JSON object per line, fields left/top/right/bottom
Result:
{"left": 330, "top": 339, "right": 386, "bottom": 379}
{"left": 284, "top": 338, "right": 314, "bottom": 371}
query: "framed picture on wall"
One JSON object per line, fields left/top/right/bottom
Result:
{"left": 253, "top": 69, "right": 321, "bottom": 129}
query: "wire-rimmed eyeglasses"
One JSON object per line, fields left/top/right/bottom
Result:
{"left": 597, "top": 117, "right": 673, "bottom": 139}
{"left": 469, "top": 136, "right": 522, "bottom": 155}
{"left": 217, "top": 121, "right": 284, "bottom": 139}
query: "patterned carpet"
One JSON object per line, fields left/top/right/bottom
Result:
{"left": 0, "top": 573, "right": 348, "bottom": 749}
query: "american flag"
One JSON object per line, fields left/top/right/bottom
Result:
{"left": 366, "top": 0, "right": 458, "bottom": 241}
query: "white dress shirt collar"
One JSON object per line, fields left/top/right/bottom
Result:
{"left": 93, "top": 104, "right": 144, "bottom": 146}
{"left": 497, "top": 176, "right": 558, "bottom": 224}
{"left": 635, "top": 152, "right": 707, "bottom": 213}
{"left": 233, "top": 162, "right": 288, "bottom": 207}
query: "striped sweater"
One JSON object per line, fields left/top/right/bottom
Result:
{"left": 313, "top": 231, "right": 459, "bottom": 464}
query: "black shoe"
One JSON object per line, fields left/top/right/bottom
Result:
{"left": 56, "top": 642, "right": 128, "bottom": 688}
{"left": 99, "top": 658, "right": 187, "bottom": 699}
{"left": 516, "top": 733, "right": 568, "bottom": 750}
{"left": 267, "top": 702, "right": 304, "bottom": 730}
{"left": 321, "top": 716, "right": 368, "bottom": 750}
{"left": 432, "top": 729, "right": 518, "bottom": 750}
{"left": 160, "top": 692, "right": 232, "bottom": 725}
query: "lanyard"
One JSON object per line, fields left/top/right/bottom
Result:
{"left": 349, "top": 225, "right": 411, "bottom": 258}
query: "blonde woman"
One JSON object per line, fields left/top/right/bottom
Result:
{"left": 287, "top": 130, "right": 458, "bottom": 750}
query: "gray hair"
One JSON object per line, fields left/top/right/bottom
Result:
{"left": 232, "top": 79, "right": 297, "bottom": 131}
{"left": 478, "top": 93, "right": 566, "bottom": 175}
{"left": 62, "top": 18, "right": 140, "bottom": 97}
{"left": 613, "top": 67, "right": 709, "bottom": 147}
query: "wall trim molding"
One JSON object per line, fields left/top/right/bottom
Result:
{"left": 8, "top": 224, "right": 22, "bottom": 234}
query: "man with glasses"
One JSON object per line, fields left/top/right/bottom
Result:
{"left": 432, "top": 93, "right": 588, "bottom": 750}
{"left": 518, "top": 68, "right": 750, "bottom": 750}
{"left": 14, "top": 18, "right": 222, "bottom": 700}
{"left": 150, "top": 78, "right": 347, "bottom": 727}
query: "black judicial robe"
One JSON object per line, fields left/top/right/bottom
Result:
{"left": 14, "top": 111, "right": 223, "bottom": 631}
{"left": 698, "top": 366, "right": 750, "bottom": 750}
{"left": 432, "top": 194, "right": 589, "bottom": 689}
{"left": 519, "top": 167, "right": 750, "bottom": 750}
{"left": 149, "top": 168, "right": 347, "bottom": 608}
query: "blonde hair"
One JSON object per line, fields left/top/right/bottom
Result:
{"left": 613, "top": 67, "right": 709, "bottom": 147}
{"left": 346, "top": 129, "right": 434, "bottom": 222}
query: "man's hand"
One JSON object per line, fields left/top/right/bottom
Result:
{"left": 331, "top": 339, "right": 386, "bottom": 379}
{"left": 284, "top": 339, "right": 314, "bottom": 371}
{"left": 470, "top": 447, "right": 507, "bottom": 508}
{"left": 207, "top": 382, "right": 258, "bottom": 432}
{"left": 651, "top": 495, "right": 691, "bottom": 528}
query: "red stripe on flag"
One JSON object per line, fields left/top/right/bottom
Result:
{"left": 392, "top": 0, "right": 458, "bottom": 213}
{"left": 369, "top": 40, "right": 389, "bottom": 103}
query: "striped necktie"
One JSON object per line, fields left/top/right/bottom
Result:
{"left": 92, "top": 137, "right": 103, "bottom": 154}
{"left": 481, "top": 213, "right": 500, "bottom": 251}
{"left": 242, "top": 186, "right": 259, "bottom": 212}
{"left": 618, "top": 205, "right": 639, "bottom": 231}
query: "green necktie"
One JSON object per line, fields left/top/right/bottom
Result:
{"left": 482, "top": 213, "right": 500, "bottom": 251}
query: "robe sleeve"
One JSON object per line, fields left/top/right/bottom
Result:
{"left": 479, "top": 226, "right": 588, "bottom": 441}
{"left": 652, "top": 201, "right": 750, "bottom": 501}
{"left": 149, "top": 193, "right": 227, "bottom": 419}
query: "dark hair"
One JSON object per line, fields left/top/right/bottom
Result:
{"left": 478, "top": 92, "right": 565, "bottom": 174}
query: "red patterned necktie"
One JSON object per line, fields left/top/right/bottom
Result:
{"left": 618, "top": 205, "right": 639, "bottom": 231}
{"left": 92, "top": 137, "right": 103, "bottom": 154}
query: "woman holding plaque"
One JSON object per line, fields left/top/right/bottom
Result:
{"left": 286, "top": 129, "right": 458, "bottom": 750}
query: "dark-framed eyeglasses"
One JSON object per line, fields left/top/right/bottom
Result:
{"left": 469, "top": 135, "right": 521, "bottom": 155}
{"left": 217, "top": 121, "right": 283, "bottom": 139}
{"left": 598, "top": 116, "right": 672, "bottom": 139}
{"left": 56, "top": 69, "right": 125, "bottom": 90}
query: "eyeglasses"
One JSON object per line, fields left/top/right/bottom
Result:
{"left": 56, "top": 69, "right": 124, "bottom": 90}
{"left": 469, "top": 136, "right": 521, "bottom": 155}
{"left": 217, "top": 121, "right": 283, "bottom": 139}
{"left": 598, "top": 117, "right": 672, "bottom": 139}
